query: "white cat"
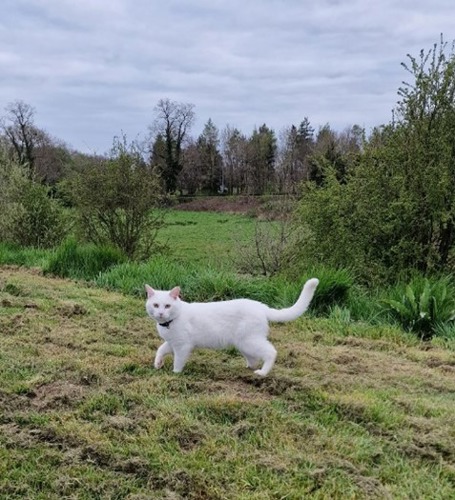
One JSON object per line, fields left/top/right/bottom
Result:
{"left": 145, "top": 278, "right": 319, "bottom": 377}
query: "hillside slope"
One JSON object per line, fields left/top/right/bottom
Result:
{"left": 0, "top": 266, "right": 454, "bottom": 499}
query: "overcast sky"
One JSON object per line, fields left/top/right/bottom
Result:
{"left": 1, "top": 0, "right": 454, "bottom": 154}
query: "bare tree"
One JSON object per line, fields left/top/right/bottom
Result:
{"left": 1, "top": 100, "right": 68, "bottom": 183}
{"left": 221, "top": 125, "right": 248, "bottom": 195}
{"left": 177, "top": 140, "right": 202, "bottom": 195}
{"left": 150, "top": 98, "right": 195, "bottom": 193}
{"left": 1, "top": 100, "right": 39, "bottom": 177}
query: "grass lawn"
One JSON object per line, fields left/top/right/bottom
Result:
{"left": 156, "top": 210, "right": 256, "bottom": 268}
{"left": 1, "top": 266, "right": 454, "bottom": 499}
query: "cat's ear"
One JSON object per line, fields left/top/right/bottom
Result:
{"left": 145, "top": 285, "right": 155, "bottom": 298}
{"left": 169, "top": 286, "right": 181, "bottom": 300}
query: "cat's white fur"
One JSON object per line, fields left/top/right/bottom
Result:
{"left": 145, "top": 278, "right": 319, "bottom": 377}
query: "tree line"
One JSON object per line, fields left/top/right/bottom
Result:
{"left": 0, "top": 96, "right": 364, "bottom": 196}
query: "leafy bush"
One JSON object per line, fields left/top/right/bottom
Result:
{"left": 44, "top": 239, "right": 126, "bottom": 280}
{"left": 66, "top": 135, "right": 164, "bottom": 259}
{"left": 293, "top": 39, "right": 455, "bottom": 284}
{"left": 9, "top": 180, "right": 68, "bottom": 248}
{"left": 382, "top": 276, "right": 455, "bottom": 339}
{"left": 0, "top": 156, "right": 67, "bottom": 248}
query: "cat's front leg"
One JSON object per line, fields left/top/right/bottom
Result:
{"left": 172, "top": 345, "right": 193, "bottom": 373}
{"left": 154, "top": 341, "right": 172, "bottom": 369}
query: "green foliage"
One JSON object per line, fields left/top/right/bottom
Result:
{"left": 382, "top": 276, "right": 455, "bottom": 339}
{"left": 294, "top": 38, "right": 455, "bottom": 284}
{"left": 95, "top": 254, "right": 350, "bottom": 315}
{"left": 0, "top": 154, "right": 67, "bottom": 248}
{"left": 94, "top": 256, "right": 194, "bottom": 296}
{"left": 185, "top": 269, "right": 279, "bottom": 304}
{"left": 66, "top": 135, "right": 164, "bottom": 259}
{"left": 9, "top": 180, "right": 68, "bottom": 248}
{"left": 434, "top": 322, "right": 455, "bottom": 340}
{"left": 345, "top": 285, "right": 385, "bottom": 324}
{"left": 44, "top": 238, "right": 126, "bottom": 280}
{"left": 294, "top": 169, "right": 365, "bottom": 276}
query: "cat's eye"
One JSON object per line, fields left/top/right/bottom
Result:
{"left": 153, "top": 303, "right": 159, "bottom": 308}
{"left": 164, "top": 304, "right": 171, "bottom": 309}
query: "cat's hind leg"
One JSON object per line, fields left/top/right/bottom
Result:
{"left": 239, "top": 351, "right": 259, "bottom": 369}
{"left": 238, "top": 338, "right": 277, "bottom": 376}
{"left": 253, "top": 340, "right": 277, "bottom": 377}
{"left": 154, "top": 341, "right": 172, "bottom": 369}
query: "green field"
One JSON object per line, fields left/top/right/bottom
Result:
{"left": 156, "top": 210, "right": 256, "bottom": 267}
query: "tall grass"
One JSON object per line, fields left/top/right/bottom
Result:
{"left": 0, "top": 242, "right": 50, "bottom": 268}
{"left": 95, "top": 256, "right": 282, "bottom": 304}
{"left": 302, "top": 266, "right": 353, "bottom": 313}
{"left": 44, "top": 238, "right": 126, "bottom": 280}
{"left": 94, "top": 256, "right": 350, "bottom": 315}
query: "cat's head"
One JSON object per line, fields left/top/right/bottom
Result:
{"left": 145, "top": 285, "right": 181, "bottom": 323}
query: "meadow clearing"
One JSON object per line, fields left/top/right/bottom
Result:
{"left": 0, "top": 209, "right": 454, "bottom": 499}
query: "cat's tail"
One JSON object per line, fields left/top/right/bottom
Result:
{"left": 266, "top": 278, "right": 319, "bottom": 322}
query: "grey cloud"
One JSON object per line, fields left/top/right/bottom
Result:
{"left": 1, "top": 0, "right": 454, "bottom": 152}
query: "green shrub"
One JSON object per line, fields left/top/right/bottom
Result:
{"left": 44, "top": 239, "right": 126, "bottom": 280}
{"left": 67, "top": 136, "right": 164, "bottom": 259}
{"left": 382, "top": 275, "right": 455, "bottom": 339}
{"left": 8, "top": 180, "right": 68, "bottom": 248}
{"left": 0, "top": 157, "right": 68, "bottom": 248}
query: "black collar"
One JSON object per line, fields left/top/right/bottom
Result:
{"left": 159, "top": 319, "right": 173, "bottom": 329}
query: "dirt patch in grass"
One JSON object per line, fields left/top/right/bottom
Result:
{"left": 30, "top": 381, "right": 88, "bottom": 410}
{"left": 175, "top": 195, "right": 263, "bottom": 215}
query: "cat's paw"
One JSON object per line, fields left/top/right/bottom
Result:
{"left": 154, "top": 358, "right": 164, "bottom": 369}
{"left": 254, "top": 369, "right": 268, "bottom": 377}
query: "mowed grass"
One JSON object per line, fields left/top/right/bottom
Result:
{"left": 1, "top": 267, "right": 455, "bottom": 499}
{"left": 156, "top": 210, "right": 255, "bottom": 267}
